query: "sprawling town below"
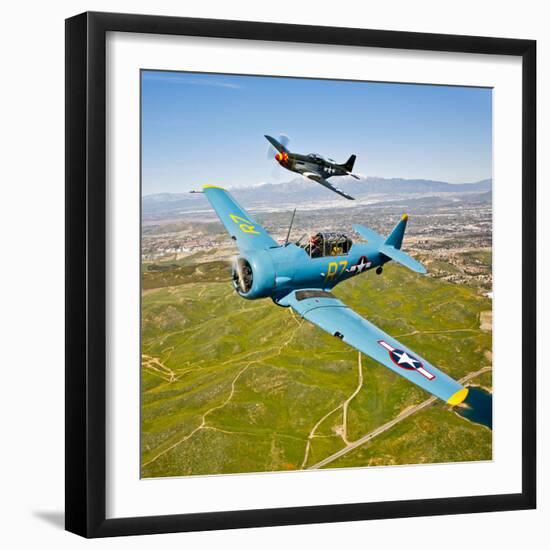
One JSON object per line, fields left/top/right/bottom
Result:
{"left": 142, "top": 183, "right": 492, "bottom": 293}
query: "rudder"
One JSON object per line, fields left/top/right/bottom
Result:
{"left": 342, "top": 154, "right": 356, "bottom": 173}
{"left": 384, "top": 214, "right": 408, "bottom": 250}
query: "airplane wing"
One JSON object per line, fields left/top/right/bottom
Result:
{"left": 264, "top": 135, "right": 289, "bottom": 154}
{"left": 278, "top": 289, "right": 468, "bottom": 404}
{"left": 202, "top": 185, "right": 278, "bottom": 252}
{"left": 303, "top": 172, "right": 355, "bottom": 201}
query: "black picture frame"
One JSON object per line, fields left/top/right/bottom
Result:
{"left": 65, "top": 11, "right": 536, "bottom": 538}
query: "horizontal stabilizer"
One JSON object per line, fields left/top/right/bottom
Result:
{"left": 354, "top": 217, "right": 426, "bottom": 274}
{"left": 352, "top": 224, "right": 384, "bottom": 245}
{"left": 379, "top": 244, "right": 427, "bottom": 274}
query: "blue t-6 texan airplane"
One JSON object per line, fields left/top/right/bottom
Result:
{"left": 203, "top": 185, "right": 469, "bottom": 406}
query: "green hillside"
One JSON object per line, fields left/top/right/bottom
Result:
{"left": 324, "top": 403, "right": 492, "bottom": 469}
{"left": 141, "top": 260, "right": 492, "bottom": 478}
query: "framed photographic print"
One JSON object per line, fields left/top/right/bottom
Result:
{"left": 65, "top": 11, "right": 536, "bottom": 537}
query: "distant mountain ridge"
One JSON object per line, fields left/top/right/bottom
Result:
{"left": 142, "top": 176, "right": 492, "bottom": 219}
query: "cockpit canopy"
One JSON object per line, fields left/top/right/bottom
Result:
{"left": 307, "top": 153, "right": 325, "bottom": 162}
{"left": 302, "top": 232, "right": 353, "bottom": 258}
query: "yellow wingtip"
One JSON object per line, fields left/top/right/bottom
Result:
{"left": 447, "top": 387, "right": 469, "bottom": 406}
{"left": 402, "top": 213, "right": 409, "bottom": 221}
{"left": 202, "top": 184, "right": 224, "bottom": 190}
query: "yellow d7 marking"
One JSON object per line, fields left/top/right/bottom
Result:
{"left": 325, "top": 260, "right": 348, "bottom": 280}
{"left": 229, "top": 214, "right": 260, "bottom": 234}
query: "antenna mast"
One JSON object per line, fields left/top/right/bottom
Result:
{"left": 284, "top": 208, "right": 296, "bottom": 247}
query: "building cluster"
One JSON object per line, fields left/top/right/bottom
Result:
{"left": 141, "top": 197, "right": 493, "bottom": 293}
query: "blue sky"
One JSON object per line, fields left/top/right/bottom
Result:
{"left": 141, "top": 70, "right": 492, "bottom": 195}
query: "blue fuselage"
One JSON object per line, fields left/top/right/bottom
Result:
{"left": 235, "top": 242, "right": 385, "bottom": 303}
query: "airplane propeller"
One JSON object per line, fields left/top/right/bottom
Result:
{"left": 266, "top": 133, "right": 290, "bottom": 159}
{"left": 266, "top": 134, "right": 291, "bottom": 180}
{"left": 232, "top": 257, "right": 248, "bottom": 293}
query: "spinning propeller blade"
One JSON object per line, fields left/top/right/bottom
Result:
{"left": 233, "top": 257, "right": 247, "bottom": 293}
{"left": 265, "top": 134, "right": 292, "bottom": 180}
{"left": 265, "top": 133, "right": 291, "bottom": 158}
{"left": 278, "top": 134, "right": 290, "bottom": 149}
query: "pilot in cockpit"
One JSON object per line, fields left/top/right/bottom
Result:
{"left": 307, "top": 234, "right": 322, "bottom": 258}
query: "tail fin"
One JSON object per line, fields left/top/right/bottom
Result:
{"left": 381, "top": 214, "right": 426, "bottom": 274}
{"left": 342, "top": 154, "right": 356, "bottom": 173}
{"left": 385, "top": 214, "right": 408, "bottom": 250}
{"left": 353, "top": 215, "right": 426, "bottom": 274}
{"left": 354, "top": 215, "right": 409, "bottom": 250}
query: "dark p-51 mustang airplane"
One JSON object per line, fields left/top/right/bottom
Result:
{"left": 265, "top": 135, "right": 360, "bottom": 201}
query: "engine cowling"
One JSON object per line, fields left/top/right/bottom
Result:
{"left": 232, "top": 250, "right": 276, "bottom": 299}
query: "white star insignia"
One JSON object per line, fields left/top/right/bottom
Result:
{"left": 395, "top": 351, "right": 418, "bottom": 368}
